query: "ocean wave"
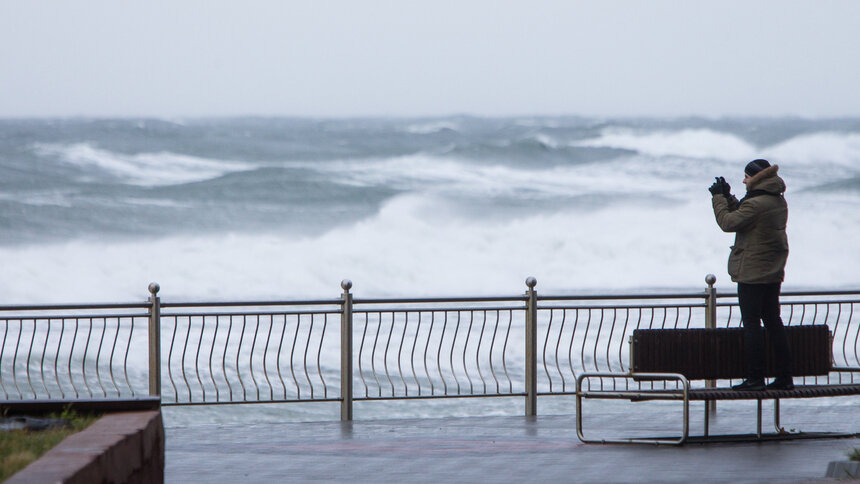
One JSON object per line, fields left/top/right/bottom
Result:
{"left": 2, "top": 192, "right": 857, "bottom": 303}
{"left": 439, "top": 137, "right": 632, "bottom": 167}
{"left": 32, "top": 142, "right": 253, "bottom": 186}
{"left": 313, "top": 154, "right": 670, "bottom": 200}
{"left": 571, "top": 128, "right": 860, "bottom": 175}
{"left": 531, "top": 133, "right": 560, "bottom": 149}
{"left": 403, "top": 121, "right": 460, "bottom": 134}
{"left": 515, "top": 118, "right": 561, "bottom": 128}
{"left": 5, "top": 118, "right": 859, "bottom": 305}
{"left": 573, "top": 128, "right": 757, "bottom": 161}
{"left": 120, "top": 197, "right": 194, "bottom": 208}
{"left": 767, "top": 132, "right": 860, "bottom": 169}
{"left": 0, "top": 190, "right": 74, "bottom": 207}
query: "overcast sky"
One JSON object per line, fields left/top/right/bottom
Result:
{"left": 2, "top": 1, "right": 859, "bottom": 118}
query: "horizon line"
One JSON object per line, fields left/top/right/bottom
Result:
{"left": 3, "top": 113, "right": 860, "bottom": 121}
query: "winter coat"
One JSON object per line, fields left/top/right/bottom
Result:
{"left": 711, "top": 165, "right": 789, "bottom": 284}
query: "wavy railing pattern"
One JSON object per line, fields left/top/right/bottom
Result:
{"left": 0, "top": 304, "right": 149, "bottom": 400}
{"left": 536, "top": 302, "right": 706, "bottom": 394}
{"left": 352, "top": 306, "right": 524, "bottom": 400}
{"left": 158, "top": 300, "right": 342, "bottom": 405}
{"left": 2, "top": 283, "right": 858, "bottom": 413}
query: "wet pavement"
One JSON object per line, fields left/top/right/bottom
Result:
{"left": 165, "top": 401, "right": 860, "bottom": 483}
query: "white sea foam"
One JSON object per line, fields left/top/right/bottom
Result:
{"left": 32, "top": 142, "right": 253, "bottom": 186}
{"left": 572, "top": 128, "right": 860, "bottom": 172}
{"left": 573, "top": 128, "right": 757, "bottom": 161}
{"left": 1, "top": 190, "right": 857, "bottom": 304}
{"left": 0, "top": 190, "right": 74, "bottom": 207}
{"left": 311, "top": 150, "right": 839, "bottom": 204}
{"left": 120, "top": 197, "right": 193, "bottom": 208}
{"left": 532, "top": 133, "right": 560, "bottom": 149}
{"left": 403, "top": 121, "right": 460, "bottom": 134}
{"left": 313, "top": 154, "right": 677, "bottom": 200}
{"left": 768, "top": 132, "right": 860, "bottom": 169}
{"left": 750, "top": 132, "right": 860, "bottom": 190}
{"left": 515, "top": 118, "right": 561, "bottom": 128}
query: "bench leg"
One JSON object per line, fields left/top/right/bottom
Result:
{"left": 704, "top": 401, "right": 710, "bottom": 438}
{"left": 772, "top": 398, "right": 791, "bottom": 434}
{"left": 774, "top": 398, "right": 780, "bottom": 433}
{"left": 757, "top": 399, "right": 763, "bottom": 439}
{"left": 575, "top": 372, "right": 690, "bottom": 445}
{"left": 684, "top": 396, "right": 690, "bottom": 443}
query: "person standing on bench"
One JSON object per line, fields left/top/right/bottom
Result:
{"left": 709, "top": 159, "right": 794, "bottom": 391}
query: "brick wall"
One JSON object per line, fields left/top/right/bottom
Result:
{"left": 7, "top": 410, "right": 164, "bottom": 484}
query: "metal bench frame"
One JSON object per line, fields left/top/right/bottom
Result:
{"left": 576, "top": 371, "right": 860, "bottom": 445}
{"left": 575, "top": 326, "right": 860, "bottom": 445}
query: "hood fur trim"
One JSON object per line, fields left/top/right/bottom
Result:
{"left": 747, "top": 165, "right": 779, "bottom": 190}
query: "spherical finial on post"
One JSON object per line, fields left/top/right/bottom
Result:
{"left": 525, "top": 277, "right": 537, "bottom": 289}
{"left": 148, "top": 282, "right": 160, "bottom": 295}
{"left": 705, "top": 274, "right": 716, "bottom": 287}
{"left": 341, "top": 279, "right": 353, "bottom": 292}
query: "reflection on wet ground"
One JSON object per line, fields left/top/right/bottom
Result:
{"left": 166, "top": 398, "right": 859, "bottom": 483}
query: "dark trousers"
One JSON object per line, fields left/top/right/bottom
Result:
{"left": 738, "top": 282, "right": 792, "bottom": 380}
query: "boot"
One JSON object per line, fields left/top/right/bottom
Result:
{"left": 732, "top": 378, "right": 765, "bottom": 391}
{"left": 766, "top": 377, "right": 795, "bottom": 390}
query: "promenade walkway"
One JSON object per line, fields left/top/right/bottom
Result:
{"left": 165, "top": 400, "right": 859, "bottom": 483}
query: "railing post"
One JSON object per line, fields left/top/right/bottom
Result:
{"left": 147, "top": 282, "right": 162, "bottom": 397}
{"left": 705, "top": 274, "right": 717, "bottom": 330}
{"left": 340, "top": 279, "right": 354, "bottom": 421}
{"left": 704, "top": 274, "right": 717, "bottom": 415}
{"left": 525, "top": 276, "right": 538, "bottom": 417}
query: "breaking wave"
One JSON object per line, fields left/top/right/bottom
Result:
{"left": 32, "top": 142, "right": 253, "bottom": 186}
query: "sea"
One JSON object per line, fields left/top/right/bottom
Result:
{"left": 2, "top": 116, "right": 859, "bottom": 424}
{"left": 2, "top": 116, "right": 858, "bottom": 305}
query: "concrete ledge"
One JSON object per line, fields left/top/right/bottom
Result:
{"left": 6, "top": 410, "right": 164, "bottom": 484}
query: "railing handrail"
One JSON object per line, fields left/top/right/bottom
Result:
{"left": 536, "top": 302, "right": 707, "bottom": 310}
{"left": 354, "top": 296, "right": 527, "bottom": 304}
{"left": 6, "top": 289, "right": 857, "bottom": 314}
{"left": 353, "top": 305, "right": 527, "bottom": 313}
{"left": 717, "top": 299, "right": 860, "bottom": 307}
{"left": 160, "top": 299, "right": 344, "bottom": 308}
{"left": 719, "top": 289, "right": 860, "bottom": 298}
{"left": 160, "top": 309, "right": 343, "bottom": 317}
{"left": 538, "top": 292, "right": 708, "bottom": 301}
{"left": 0, "top": 312, "right": 151, "bottom": 320}
{"left": 0, "top": 302, "right": 150, "bottom": 311}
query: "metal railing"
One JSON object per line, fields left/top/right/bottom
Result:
{"left": 2, "top": 276, "right": 858, "bottom": 420}
{"left": 157, "top": 287, "right": 343, "bottom": 407}
{"left": 0, "top": 302, "right": 150, "bottom": 400}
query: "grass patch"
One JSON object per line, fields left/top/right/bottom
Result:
{"left": 0, "top": 408, "right": 99, "bottom": 481}
{"left": 848, "top": 448, "right": 860, "bottom": 462}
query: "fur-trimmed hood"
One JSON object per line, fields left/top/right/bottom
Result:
{"left": 746, "top": 165, "right": 785, "bottom": 194}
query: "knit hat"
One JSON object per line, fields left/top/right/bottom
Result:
{"left": 745, "top": 159, "right": 771, "bottom": 177}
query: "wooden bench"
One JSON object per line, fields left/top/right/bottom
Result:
{"left": 575, "top": 324, "right": 860, "bottom": 444}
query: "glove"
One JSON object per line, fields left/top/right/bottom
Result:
{"left": 717, "top": 176, "right": 731, "bottom": 197}
{"left": 708, "top": 177, "right": 724, "bottom": 195}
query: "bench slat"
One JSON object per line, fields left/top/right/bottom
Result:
{"left": 628, "top": 384, "right": 860, "bottom": 401}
